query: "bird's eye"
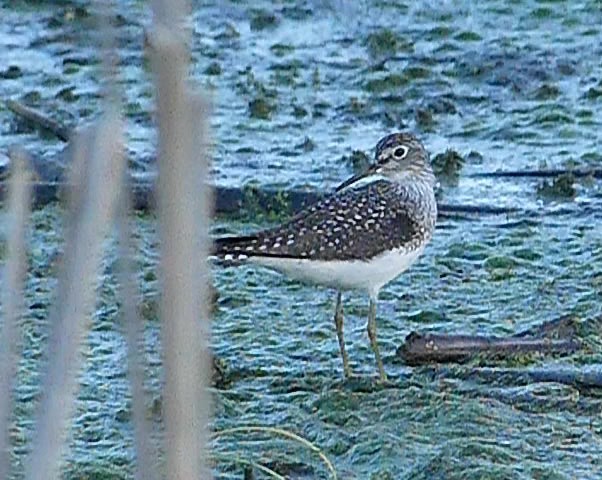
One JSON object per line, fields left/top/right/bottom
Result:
{"left": 393, "top": 146, "right": 408, "bottom": 159}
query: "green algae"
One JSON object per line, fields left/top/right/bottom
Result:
{"left": 269, "top": 43, "right": 295, "bottom": 57}
{"left": 365, "top": 29, "right": 413, "bottom": 57}
{"left": 204, "top": 61, "right": 222, "bottom": 76}
{"left": 530, "top": 7, "right": 555, "bottom": 19}
{"left": 454, "top": 31, "right": 482, "bottom": 42}
{"left": 342, "top": 149, "right": 371, "bottom": 174}
{"left": 426, "top": 25, "right": 454, "bottom": 39}
{"left": 291, "top": 104, "right": 308, "bottom": 118}
{"left": 364, "top": 66, "right": 432, "bottom": 94}
{"left": 536, "top": 173, "right": 576, "bottom": 199}
{"left": 431, "top": 149, "right": 465, "bottom": 181}
{"left": 534, "top": 83, "right": 561, "bottom": 100}
{"left": 585, "top": 85, "right": 602, "bottom": 100}
{"left": 248, "top": 96, "right": 275, "bottom": 120}
{"left": 364, "top": 74, "right": 408, "bottom": 93}
{"left": 484, "top": 256, "right": 517, "bottom": 270}
{"left": 415, "top": 108, "right": 435, "bottom": 129}
{"left": 0, "top": 66, "right": 23, "bottom": 79}
{"left": 249, "top": 9, "right": 279, "bottom": 31}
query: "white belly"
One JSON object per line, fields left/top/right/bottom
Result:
{"left": 249, "top": 247, "right": 425, "bottom": 297}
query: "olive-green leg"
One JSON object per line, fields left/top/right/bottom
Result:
{"left": 367, "top": 296, "right": 386, "bottom": 382}
{"left": 334, "top": 291, "right": 351, "bottom": 378}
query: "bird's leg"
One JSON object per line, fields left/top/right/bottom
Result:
{"left": 367, "top": 296, "right": 387, "bottom": 382}
{"left": 334, "top": 291, "right": 351, "bottom": 379}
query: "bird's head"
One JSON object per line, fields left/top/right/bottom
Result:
{"left": 337, "top": 132, "right": 434, "bottom": 192}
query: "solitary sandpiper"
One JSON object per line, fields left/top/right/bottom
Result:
{"left": 215, "top": 132, "right": 437, "bottom": 382}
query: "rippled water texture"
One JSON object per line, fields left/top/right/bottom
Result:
{"left": 1, "top": 0, "right": 602, "bottom": 478}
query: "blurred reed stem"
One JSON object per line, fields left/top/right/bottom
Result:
{"left": 0, "top": 149, "right": 32, "bottom": 479}
{"left": 117, "top": 181, "right": 159, "bottom": 480}
{"left": 149, "top": 0, "right": 213, "bottom": 475}
{"left": 24, "top": 111, "right": 126, "bottom": 480}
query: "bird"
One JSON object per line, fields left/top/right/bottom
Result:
{"left": 214, "top": 132, "right": 437, "bottom": 382}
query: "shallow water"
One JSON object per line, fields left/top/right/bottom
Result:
{"left": 1, "top": 0, "right": 602, "bottom": 478}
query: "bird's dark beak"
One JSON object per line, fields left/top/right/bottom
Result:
{"left": 335, "top": 164, "right": 379, "bottom": 192}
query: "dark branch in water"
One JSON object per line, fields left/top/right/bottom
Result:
{"left": 0, "top": 179, "right": 521, "bottom": 218}
{"left": 471, "top": 169, "right": 602, "bottom": 179}
{"left": 5, "top": 100, "right": 72, "bottom": 142}
{"left": 397, "top": 315, "right": 582, "bottom": 365}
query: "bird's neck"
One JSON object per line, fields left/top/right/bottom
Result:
{"left": 387, "top": 167, "right": 436, "bottom": 189}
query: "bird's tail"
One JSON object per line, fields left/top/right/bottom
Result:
{"left": 212, "top": 235, "right": 258, "bottom": 260}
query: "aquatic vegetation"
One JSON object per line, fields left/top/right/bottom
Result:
{"left": 431, "top": 149, "right": 465, "bottom": 181}
{"left": 249, "top": 96, "right": 275, "bottom": 120}
{"left": 342, "top": 149, "right": 371, "bottom": 174}
{"left": 249, "top": 9, "right": 279, "bottom": 31}
{"left": 365, "top": 29, "right": 413, "bottom": 57}
{"left": 204, "top": 61, "right": 222, "bottom": 76}
{"left": 536, "top": 173, "right": 576, "bottom": 199}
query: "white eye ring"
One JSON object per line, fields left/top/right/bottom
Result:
{"left": 393, "top": 146, "right": 409, "bottom": 159}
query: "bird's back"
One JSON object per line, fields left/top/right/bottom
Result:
{"left": 215, "top": 179, "right": 436, "bottom": 263}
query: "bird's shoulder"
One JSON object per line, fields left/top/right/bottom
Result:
{"left": 292, "top": 179, "right": 397, "bottom": 221}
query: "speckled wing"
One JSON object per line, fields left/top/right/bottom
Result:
{"left": 215, "top": 180, "right": 424, "bottom": 261}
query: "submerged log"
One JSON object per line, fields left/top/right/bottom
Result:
{"left": 423, "top": 366, "right": 602, "bottom": 392}
{"left": 397, "top": 315, "right": 582, "bottom": 365}
{"left": 6, "top": 99, "right": 71, "bottom": 142}
{"left": 398, "top": 334, "right": 581, "bottom": 365}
